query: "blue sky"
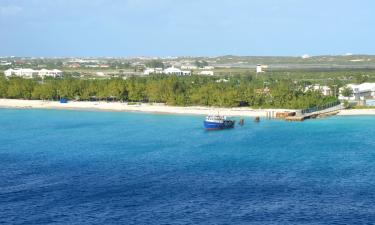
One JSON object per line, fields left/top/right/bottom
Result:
{"left": 0, "top": 0, "right": 374, "bottom": 57}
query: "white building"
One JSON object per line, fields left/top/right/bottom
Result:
{"left": 202, "top": 66, "right": 215, "bottom": 70}
{"left": 4, "top": 68, "right": 63, "bottom": 79}
{"left": 163, "top": 67, "right": 191, "bottom": 76}
{"left": 198, "top": 70, "right": 214, "bottom": 76}
{"left": 339, "top": 83, "right": 375, "bottom": 100}
{"left": 305, "top": 85, "right": 331, "bottom": 96}
{"left": 301, "top": 54, "right": 310, "bottom": 59}
{"left": 256, "top": 64, "right": 267, "bottom": 73}
{"left": 0, "top": 61, "right": 11, "bottom": 66}
{"left": 216, "top": 78, "right": 229, "bottom": 83}
{"left": 143, "top": 68, "right": 163, "bottom": 75}
{"left": 181, "top": 65, "right": 198, "bottom": 70}
{"left": 38, "top": 69, "right": 63, "bottom": 78}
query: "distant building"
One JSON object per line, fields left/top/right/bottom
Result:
{"left": 0, "top": 61, "right": 11, "bottom": 66}
{"left": 143, "top": 68, "right": 163, "bottom": 75}
{"left": 339, "top": 83, "right": 375, "bottom": 101}
{"left": 96, "top": 72, "right": 106, "bottom": 77}
{"left": 4, "top": 68, "right": 63, "bottom": 79}
{"left": 256, "top": 64, "right": 267, "bottom": 73}
{"left": 198, "top": 70, "right": 214, "bottom": 76}
{"left": 163, "top": 67, "right": 191, "bottom": 76}
{"left": 68, "top": 63, "right": 81, "bottom": 68}
{"left": 305, "top": 85, "right": 331, "bottom": 96}
{"left": 302, "top": 54, "right": 310, "bottom": 59}
{"left": 38, "top": 69, "right": 63, "bottom": 78}
{"left": 202, "top": 66, "right": 215, "bottom": 70}
{"left": 216, "top": 78, "right": 229, "bottom": 83}
{"left": 85, "top": 65, "right": 99, "bottom": 68}
{"left": 181, "top": 65, "right": 198, "bottom": 70}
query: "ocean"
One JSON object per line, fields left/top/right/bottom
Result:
{"left": 1, "top": 109, "right": 375, "bottom": 224}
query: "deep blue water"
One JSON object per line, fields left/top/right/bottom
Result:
{"left": 1, "top": 109, "right": 375, "bottom": 225}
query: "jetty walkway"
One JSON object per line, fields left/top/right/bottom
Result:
{"left": 286, "top": 101, "right": 344, "bottom": 121}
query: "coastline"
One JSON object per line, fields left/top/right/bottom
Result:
{"left": 0, "top": 99, "right": 275, "bottom": 117}
{"left": 1, "top": 99, "right": 374, "bottom": 116}
{"left": 337, "top": 109, "right": 375, "bottom": 116}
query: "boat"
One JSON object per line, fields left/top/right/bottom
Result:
{"left": 203, "top": 115, "right": 235, "bottom": 130}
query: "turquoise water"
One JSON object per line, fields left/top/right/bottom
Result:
{"left": 1, "top": 109, "right": 375, "bottom": 224}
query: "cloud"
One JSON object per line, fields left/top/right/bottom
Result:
{"left": 0, "top": 5, "right": 23, "bottom": 16}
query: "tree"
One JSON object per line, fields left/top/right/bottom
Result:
{"left": 6, "top": 78, "right": 35, "bottom": 99}
{"left": 145, "top": 60, "right": 164, "bottom": 69}
{"left": 0, "top": 75, "right": 8, "bottom": 97}
{"left": 341, "top": 87, "right": 353, "bottom": 100}
{"left": 194, "top": 60, "right": 209, "bottom": 68}
{"left": 355, "top": 74, "right": 368, "bottom": 84}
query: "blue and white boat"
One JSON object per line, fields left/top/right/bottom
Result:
{"left": 203, "top": 115, "right": 235, "bottom": 130}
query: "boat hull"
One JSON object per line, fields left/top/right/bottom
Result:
{"left": 204, "top": 120, "right": 235, "bottom": 130}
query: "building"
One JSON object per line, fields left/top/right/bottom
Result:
{"left": 0, "top": 61, "right": 11, "bottom": 66}
{"left": 68, "top": 63, "right": 81, "bottom": 68}
{"left": 198, "top": 70, "right": 214, "bottom": 76}
{"left": 256, "top": 64, "right": 267, "bottom": 73}
{"left": 163, "top": 67, "right": 191, "bottom": 76}
{"left": 305, "top": 85, "right": 331, "bottom": 96}
{"left": 301, "top": 54, "right": 310, "bottom": 59}
{"left": 202, "top": 66, "right": 215, "bottom": 70}
{"left": 339, "top": 83, "right": 375, "bottom": 100}
{"left": 181, "top": 65, "right": 198, "bottom": 70}
{"left": 143, "top": 68, "right": 163, "bottom": 75}
{"left": 38, "top": 69, "right": 63, "bottom": 78}
{"left": 4, "top": 68, "right": 63, "bottom": 79}
{"left": 4, "top": 68, "right": 37, "bottom": 78}
{"left": 216, "top": 78, "right": 229, "bottom": 83}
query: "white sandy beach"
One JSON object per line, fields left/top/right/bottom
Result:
{"left": 0, "top": 99, "right": 374, "bottom": 117}
{"left": 0, "top": 99, "right": 276, "bottom": 117}
{"left": 337, "top": 109, "right": 375, "bottom": 116}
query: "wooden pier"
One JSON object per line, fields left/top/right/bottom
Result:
{"left": 265, "top": 102, "right": 344, "bottom": 122}
{"left": 285, "top": 102, "right": 344, "bottom": 122}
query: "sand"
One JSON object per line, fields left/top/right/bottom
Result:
{"left": 1, "top": 99, "right": 374, "bottom": 117}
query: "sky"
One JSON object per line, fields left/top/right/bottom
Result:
{"left": 0, "top": 0, "right": 374, "bottom": 57}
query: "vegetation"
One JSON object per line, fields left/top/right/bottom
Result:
{"left": 353, "top": 105, "right": 375, "bottom": 109}
{"left": 194, "top": 60, "right": 209, "bottom": 68}
{"left": 145, "top": 60, "right": 164, "bottom": 69}
{"left": 341, "top": 87, "right": 354, "bottom": 99}
{"left": 0, "top": 73, "right": 338, "bottom": 109}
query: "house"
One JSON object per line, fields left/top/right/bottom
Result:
{"left": 68, "top": 63, "right": 81, "bottom": 68}
{"left": 163, "top": 67, "right": 191, "bottom": 76}
{"left": 0, "top": 61, "right": 11, "bottom": 66}
{"left": 202, "top": 66, "right": 215, "bottom": 70}
{"left": 4, "top": 68, "right": 38, "bottom": 78}
{"left": 38, "top": 69, "right": 63, "bottom": 78}
{"left": 256, "top": 64, "right": 267, "bottom": 73}
{"left": 181, "top": 65, "right": 198, "bottom": 70}
{"left": 143, "top": 68, "right": 163, "bottom": 75}
{"left": 339, "top": 83, "right": 375, "bottom": 100}
{"left": 198, "top": 70, "right": 214, "bottom": 76}
{"left": 305, "top": 85, "right": 331, "bottom": 96}
{"left": 4, "top": 68, "right": 63, "bottom": 79}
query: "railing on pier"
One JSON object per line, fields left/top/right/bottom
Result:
{"left": 301, "top": 101, "right": 341, "bottom": 115}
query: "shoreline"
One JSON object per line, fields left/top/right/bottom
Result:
{"left": 0, "top": 99, "right": 374, "bottom": 117}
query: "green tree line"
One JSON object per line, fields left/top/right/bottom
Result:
{"left": 0, "top": 74, "right": 338, "bottom": 109}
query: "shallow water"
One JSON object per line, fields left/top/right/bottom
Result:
{"left": 1, "top": 109, "right": 375, "bottom": 224}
